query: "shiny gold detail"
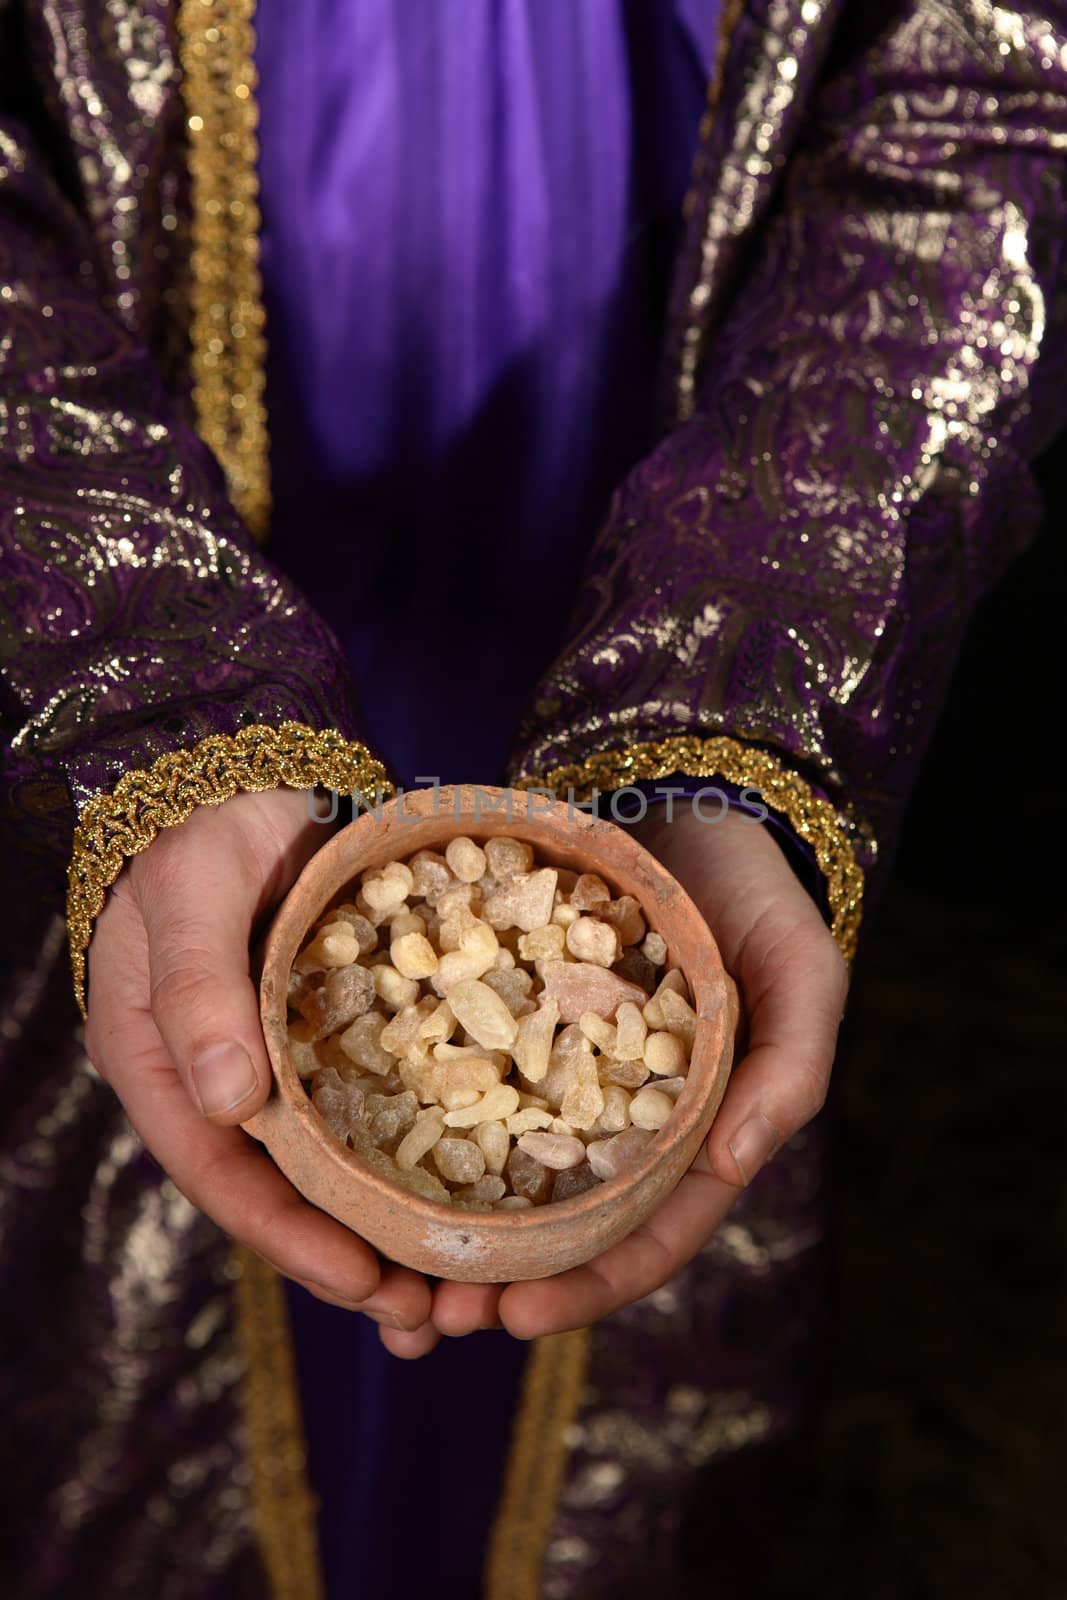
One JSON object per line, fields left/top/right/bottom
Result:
{"left": 676, "top": 0, "right": 748, "bottom": 417}
{"left": 167, "top": 20, "right": 358, "bottom": 1596}
{"left": 484, "top": 1330, "right": 593, "bottom": 1600}
{"left": 683, "top": 0, "right": 746, "bottom": 220}
{"left": 232, "top": 1246, "right": 324, "bottom": 1600}
{"left": 514, "top": 736, "right": 863, "bottom": 966}
{"left": 67, "top": 722, "right": 394, "bottom": 1016}
{"left": 177, "top": 0, "right": 271, "bottom": 538}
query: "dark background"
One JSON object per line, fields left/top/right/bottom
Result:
{"left": 765, "top": 444, "right": 1066, "bottom": 1597}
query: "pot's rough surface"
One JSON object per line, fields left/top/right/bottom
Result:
{"left": 247, "top": 786, "right": 737, "bottom": 1281}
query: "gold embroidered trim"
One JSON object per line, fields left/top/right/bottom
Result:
{"left": 675, "top": 0, "right": 747, "bottom": 421}
{"left": 67, "top": 721, "right": 393, "bottom": 1016}
{"left": 484, "top": 1330, "right": 592, "bottom": 1600}
{"left": 513, "top": 735, "right": 864, "bottom": 966}
{"left": 231, "top": 1246, "right": 324, "bottom": 1600}
{"left": 485, "top": 31, "right": 756, "bottom": 1589}
{"left": 177, "top": 0, "right": 271, "bottom": 538}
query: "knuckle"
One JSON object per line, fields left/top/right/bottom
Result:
{"left": 790, "top": 1057, "right": 830, "bottom": 1127}
{"left": 150, "top": 949, "right": 221, "bottom": 1022}
{"left": 132, "top": 826, "right": 189, "bottom": 898}
{"left": 820, "top": 940, "right": 850, "bottom": 1002}
{"left": 134, "top": 804, "right": 257, "bottom": 901}
{"left": 178, "top": 1141, "right": 251, "bottom": 1230}
{"left": 795, "top": 1091, "right": 827, "bottom": 1129}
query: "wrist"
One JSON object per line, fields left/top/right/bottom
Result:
{"left": 598, "top": 774, "right": 828, "bottom": 918}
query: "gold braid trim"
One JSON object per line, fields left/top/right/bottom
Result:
{"left": 231, "top": 1247, "right": 323, "bottom": 1600}
{"left": 513, "top": 735, "right": 864, "bottom": 967}
{"left": 484, "top": 1330, "right": 592, "bottom": 1600}
{"left": 177, "top": 0, "right": 270, "bottom": 539}
{"left": 66, "top": 721, "right": 393, "bottom": 1017}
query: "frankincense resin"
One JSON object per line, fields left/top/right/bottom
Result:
{"left": 288, "top": 837, "right": 696, "bottom": 1209}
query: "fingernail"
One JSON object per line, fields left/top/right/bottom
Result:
{"left": 191, "top": 1041, "right": 257, "bottom": 1116}
{"left": 727, "top": 1114, "right": 780, "bottom": 1186}
{"left": 364, "top": 1310, "right": 405, "bottom": 1330}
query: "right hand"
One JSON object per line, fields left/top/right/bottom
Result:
{"left": 84, "top": 787, "right": 432, "bottom": 1331}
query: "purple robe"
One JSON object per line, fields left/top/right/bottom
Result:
{"left": 255, "top": 6, "right": 714, "bottom": 1593}
{"left": 259, "top": 0, "right": 717, "bottom": 787}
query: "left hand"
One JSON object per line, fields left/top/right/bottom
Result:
{"left": 376, "top": 805, "right": 849, "bottom": 1358}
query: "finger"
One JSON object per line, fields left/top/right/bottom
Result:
{"left": 292, "top": 1262, "right": 432, "bottom": 1330}
{"left": 136, "top": 819, "right": 274, "bottom": 1123}
{"left": 144, "top": 1074, "right": 383, "bottom": 1301}
{"left": 429, "top": 1280, "right": 504, "bottom": 1336}
{"left": 291, "top": 1277, "right": 377, "bottom": 1313}
{"left": 89, "top": 944, "right": 383, "bottom": 1303}
{"left": 493, "top": 927, "right": 843, "bottom": 1337}
{"left": 376, "top": 1320, "right": 443, "bottom": 1359}
{"left": 498, "top": 1144, "right": 736, "bottom": 1338}
{"left": 707, "top": 936, "right": 846, "bottom": 1188}
{"left": 361, "top": 1262, "right": 434, "bottom": 1330}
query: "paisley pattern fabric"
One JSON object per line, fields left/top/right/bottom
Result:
{"left": 534, "top": 1122, "right": 832, "bottom": 1600}
{"left": 0, "top": 1, "right": 363, "bottom": 891}
{"left": 1, "top": 2, "right": 1067, "bottom": 1597}
{"left": 509, "top": 0, "right": 1067, "bottom": 903}
{"left": 0, "top": 883, "right": 266, "bottom": 1598}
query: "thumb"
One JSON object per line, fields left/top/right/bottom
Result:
{"left": 135, "top": 813, "right": 274, "bottom": 1124}
{"left": 706, "top": 929, "right": 847, "bottom": 1187}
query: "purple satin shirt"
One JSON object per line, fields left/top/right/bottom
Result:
{"left": 259, "top": 0, "right": 717, "bottom": 786}
{"left": 256, "top": 5, "right": 716, "bottom": 1595}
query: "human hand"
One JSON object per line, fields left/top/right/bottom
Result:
{"left": 382, "top": 804, "right": 847, "bottom": 1357}
{"left": 84, "top": 788, "right": 432, "bottom": 1332}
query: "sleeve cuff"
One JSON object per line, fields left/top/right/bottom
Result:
{"left": 508, "top": 734, "right": 864, "bottom": 967}
{"left": 66, "top": 722, "right": 393, "bottom": 1018}
{"left": 597, "top": 773, "right": 828, "bottom": 919}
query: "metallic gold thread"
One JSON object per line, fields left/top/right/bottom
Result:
{"left": 231, "top": 1246, "right": 324, "bottom": 1600}
{"left": 675, "top": 0, "right": 748, "bottom": 421}
{"left": 513, "top": 736, "right": 864, "bottom": 967}
{"left": 165, "top": 14, "right": 353, "bottom": 1597}
{"left": 484, "top": 1331, "right": 593, "bottom": 1600}
{"left": 169, "top": 16, "right": 369, "bottom": 1599}
{"left": 487, "top": 30, "right": 760, "bottom": 1589}
{"left": 66, "top": 721, "right": 394, "bottom": 1016}
{"left": 177, "top": 0, "right": 271, "bottom": 538}
{"left": 682, "top": 0, "right": 746, "bottom": 223}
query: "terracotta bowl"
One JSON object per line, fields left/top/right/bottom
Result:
{"left": 245, "top": 785, "right": 738, "bottom": 1282}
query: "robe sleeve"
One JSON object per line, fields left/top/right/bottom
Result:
{"left": 506, "top": 0, "right": 1067, "bottom": 963}
{"left": 0, "top": 97, "right": 389, "bottom": 1015}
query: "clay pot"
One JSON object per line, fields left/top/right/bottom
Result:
{"left": 246, "top": 785, "right": 737, "bottom": 1283}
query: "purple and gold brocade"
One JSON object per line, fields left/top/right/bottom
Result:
{"left": 509, "top": 0, "right": 1067, "bottom": 912}
{"left": 0, "top": 892, "right": 268, "bottom": 1596}
{"left": 0, "top": 5, "right": 358, "bottom": 1591}
{"left": 0, "top": 2, "right": 367, "bottom": 893}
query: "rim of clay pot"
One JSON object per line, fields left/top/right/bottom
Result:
{"left": 256, "top": 784, "right": 733, "bottom": 1232}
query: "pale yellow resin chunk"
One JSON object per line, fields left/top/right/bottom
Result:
{"left": 294, "top": 832, "right": 696, "bottom": 1210}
